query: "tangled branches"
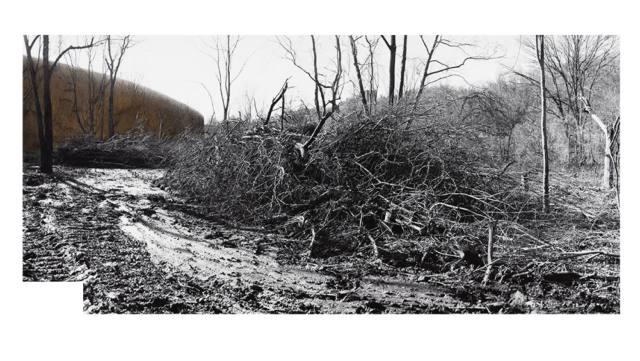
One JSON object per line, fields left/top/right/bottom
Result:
{"left": 161, "top": 107, "right": 544, "bottom": 263}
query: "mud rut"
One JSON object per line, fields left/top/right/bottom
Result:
{"left": 23, "top": 167, "right": 472, "bottom": 314}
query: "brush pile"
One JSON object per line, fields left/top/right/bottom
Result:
{"left": 54, "top": 133, "right": 165, "bottom": 169}
{"left": 161, "top": 108, "right": 541, "bottom": 265}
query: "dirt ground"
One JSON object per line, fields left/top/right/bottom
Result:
{"left": 22, "top": 166, "right": 620, "bottom": 314}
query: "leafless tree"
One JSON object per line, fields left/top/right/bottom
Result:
{"left": 197, "top": 82, "right": 217, "bottom": 131}
{"left": 398, "top": 35, "right": 408, "bottom": 100}
{"left": 400, "top": 35, "right": 498, "bottom": 130}
{"left": 23, "top": 35, "right": 98, "bottom": 174}
{"left": 381, "top": 35, "right": 397, "bottom": 106}
{"left": 414, "top": 36, "right": 495, "bottom": 111}
{"left": 63, "top": 36, "right": 108, "bottom": 136}
{"left": 349, "top": 36, "right": 369, "bottom": 115}
{"left": 536, "top": 35, "right": 550, "bottom": 213}
{"left": 200, "top": 36, "right": 250, "bottom": 121}
{"left": 64, "top": 46, "right": 89, "bottom": 134}
{"left": 458, "top": 85, "right": 530, "bottom": 161}
{"left": 105, "top": 35, "right": 133, "bottom": 138}
{"left": 278, "top": 36, "right": 343, "bottom": 159}
{"left": 364, "top": 36, "right": 379, "bottom": 114}
{"left": 579, "top": 96, "right": 618, "bottom": 192}
{"left": 87, "top": 39, "right": 109, "bottom": 136}
{"left": 516, "top": 35, "right": 619, "bottom": 165}
{"left": 264, "top": 78, "right": 289, "bottom": 127}
{"left": 155, "top": 108, "right": 172, "bottom": 139}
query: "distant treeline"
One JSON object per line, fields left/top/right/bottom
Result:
{"left": 23, "top": 56, "right": 204, "bottom": 154}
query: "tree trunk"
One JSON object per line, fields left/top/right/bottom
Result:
{"left": 24, "top": 35, "right": 97, "bottom": 173}
{"left": 588, "top": 112, "right": 612, "bottom": 189}
{"left": 538, "top": 35, "right": 550, "bottom": 213}
{"left": 23, "top": 36, "right": 46, "bottom": 171}
{"left": 603, "top": 132, "right": 611, "bottom": 189}
{"left": 264, "top": 79, "right": 288, "bottom": 126}
{"left": 413, "top": 35, "right": 439, "bottom": 115}
{"left": 280, "top": 93, "right": 285, "bottom": 131}
{"left": 311, "top": 36, "right": 325, "bottom": 120}
{"left": 108, "top": 82, "right": 115, "bottom": 138}
{"left": 579, "top": 96, "right": 614, "bottom": 190}
{"left": 366, "top": 36, "right": 377, "bottom": 115}
{"left": 41, "top": 36, "right": 54, "bottom": 174}
{"left": 349, "top": 36, "right": 369, "bottom": 115}
{"left": 387, "top": 36, "right": 396, "bottom": 106}
{"left": 398, "top": 35, "right": 407, "bottom": 100}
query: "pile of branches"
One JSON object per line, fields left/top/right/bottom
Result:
{"left": 55, "top": 133, "right": 166, "bottom": 169}
{"left": 164, "top": 109, "right": 539, "bottom": 262}
{"left": 162, "top": 130, "right": 295, "bottom": 217}
{"left": 161, "top": 109, "right": 539, "bottom": 261}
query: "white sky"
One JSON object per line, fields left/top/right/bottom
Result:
{"left": 49, "top": 35, "right": 528, "bottom": 123}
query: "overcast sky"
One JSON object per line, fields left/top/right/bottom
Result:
{"left": 46, "top": 35, "right": 529, "bottom": 123}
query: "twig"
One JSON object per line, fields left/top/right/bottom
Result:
{"left": 552, "top": 250, "right": 619, "bottom": 261}
{"left": 366, "top": 233, "right": 380, "bottom": 259}
{"left": 482, "top": 222, "right": 496, "bottom": 286}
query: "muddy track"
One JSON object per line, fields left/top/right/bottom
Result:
{"left": 23, "top": 167, "right": 619, "bottom": 314}
{"left": 23, "top": 167, "right": 473, "bottom": 313}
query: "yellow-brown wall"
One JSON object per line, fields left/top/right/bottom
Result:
{"left": 23, "top": 56, "right": 204, "bottom": 154}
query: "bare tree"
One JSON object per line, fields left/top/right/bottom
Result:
{"left": 278, "top": 36, "right": 343, "bottom": 159}
{"left": 349, "top": 36, "right": 369, "bottom": 115}
{"left": 364, "top": 36, "right": 379, "bottom": 114}
{"left": 579, "top": 96, "right": 618, "bottom": 191}
{"left": 60, "top": 37, "right": 107, "bottom": 135}
{"left": 414, "top": 36, "right": 495, "bottom": 111}
{"left": 381, "top": 35, "right": 397, "bottom": 106}
{"left": 458, "top": 85, "right": 530, "bottom": 161}
{"left": 537, "top": 35, "right": 550, "bottom": 213}
{"left": 157, "top": 108, "right": 168, "bottom": 139}
{"left": 105, "top": 35, "right": 132, "bottom": 138}
{"left": 64, "top": 47, "right": 88, "bottom": 134}
{"left": 516, "top": 35, "right": 619, "bottom": 165}
{"left": 23, "top": 35, "right": 98, "bottom": 174}
{"left": 198, "top": 82, "right": 217, "bottom": 132}
{"left": 88, "top": 40, "right": 109, "bottom": 136}
{"left": 400, "top": 35, "right": 498, "bottom": 130}
{"left": 201, "top": 36, "right": 250, "bottom": 121}
{"left": 398, "top": 35, "right": 408, "bottom": 100}
{"left": 264, "top": 78, "right": 289, "bottom": 127}
{"left": 280, "top": 92, "right": 286, "bottom": 131}
{"left": 62, "top": 36, "right": 108, "bottom": 136}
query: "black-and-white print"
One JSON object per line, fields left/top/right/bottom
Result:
{"left": 22, "top": 35, "right": 620, "bottom": 315}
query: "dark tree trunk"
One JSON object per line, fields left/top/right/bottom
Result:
{"left": 264, "top": 79, "right": 288, "bottom": 126}
{"left": 41, "top": 35, "right": 54, "bottom": 174}
{"left": 280, "top": 93, "right": 285, "bottom": 131}
{"left": 349, "top": 36, "right": 369, "bottom": 115}
{"left": 398, "top": 35, "right": 407, "bottom": 100}
{"left": 387, "top": 36, "right": 396, "bottom": 106}
{"left": 23, "top": 36, "right": 46, "bottom": 172}
{"left": 24, "top": 35, "right": 97, "bottom": 174}
{"left": 538, "top": 35, "right": 550, "bottom": 213}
